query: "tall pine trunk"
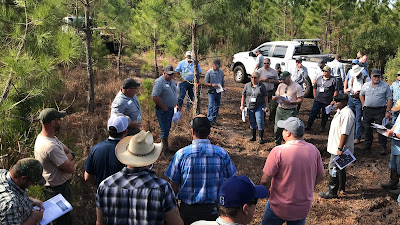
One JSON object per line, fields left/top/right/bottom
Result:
{"left": 117, "top": 33, "right": 123, "bottom": 78}
{"left": 192, "top": 21, "right": 200, "bottom": 117}
{"left": 153, "top": 31, "right": 159, "bottom": 78}
{"left": 84, "top": 0, "right": 95, "bottom": 113}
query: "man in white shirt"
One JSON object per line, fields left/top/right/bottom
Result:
{"left": 327, "top": 55, "right": 345, "bottom": 93}
{"left": 319, "top": 94, "right": 355, "bottom": 199}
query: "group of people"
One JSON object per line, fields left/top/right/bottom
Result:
{"left": 2, "top": 49, "right": 400, "bottom": 225}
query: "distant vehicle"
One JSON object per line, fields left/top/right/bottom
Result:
{"left": 62, "top": 16, "right": 118, "bottom": 54}
{"left": 230, "top": 39, "right": 352, "bottom": 97}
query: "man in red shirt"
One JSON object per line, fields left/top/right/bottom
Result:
{"left": 260, "top": 117, "right": 324, "bottom": 225}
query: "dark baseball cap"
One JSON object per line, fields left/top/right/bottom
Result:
{"left": 14, "top": 158, "right": 46, "bottom": 186}
{"left": 279, "top": 71, "right": 291, "bottom": 80}
{"left": 190, "top": 114, "right": 211, "bottom": 136}
{"left": 275, "top": 63, "right": 281, "bottom": 69}
{"left": 122, "top": 78, "right": 140, "bottom": 89}
{"left": 38, "top": 108, "right": 66, "bottom": 124}
{"left": 219, "top": 175, "right": 268, "bottom": 207}
{"left": 164, "top": 65, "right": 175, "bottom": 75}
{"left": 213, "top": 59, "right": 221, "bottom": 68}
{"left": 371, "top": 69, "right": 381, "bottom": 76}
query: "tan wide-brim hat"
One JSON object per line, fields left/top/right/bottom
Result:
{"left": 392, "top": 99, "right": 400, "bottom": 112}
{"left": 115, "top": 130, "right": 162, "bottom": 167}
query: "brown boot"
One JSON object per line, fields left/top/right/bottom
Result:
{"left": 161, "top": 138, "right": 174, "bottom": 159}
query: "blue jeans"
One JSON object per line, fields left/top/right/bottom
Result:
{"left": 389, "top": 154, "right": 400, "bottom": 174}
{"left": 178, "top": 81, "right": 194, "bottom": 108}
{"left": 248, "top": 105, "right": 265, "bottom": 130}
{"left": 308, "top": 100, "right": 329, "bottom": 127}
{"left": 155, "top": 107, "right": 174, "bottom": 138}
{"left": 348, "top": 97, "right": 363, "bottom": 140}
{"left": 207, "top": 92, "right": 221, "bottom": 123}
{"left": 335, "top": 77, "right": 344, "bottom": 94}
{"left": 392, "top": 111, "right": 399, "bottom": 127}
{"left": 261, "top": 202, "right": 306, "bottom": 225}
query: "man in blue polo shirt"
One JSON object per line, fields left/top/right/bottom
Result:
{"left": 165, "top": 115, "right": 237, "bottom": 225}
{"left": 175, "top": 51, "right": 202, "bottom": 110}
{"left": 84, "top": 115, "right": 128, "bottom": 186}
{"left": 204, "top": 59, "right": 225, "bottom": 125}
{"left": 152, "top": 65, "right": 178, "bottom": 155}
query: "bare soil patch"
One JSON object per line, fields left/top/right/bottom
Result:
{"left": 61, "top": 61, "right": 400, "bottom": 224}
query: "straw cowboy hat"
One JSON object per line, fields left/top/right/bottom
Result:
{"left": 115, "top": 131, "right": 162, "bottom": 167}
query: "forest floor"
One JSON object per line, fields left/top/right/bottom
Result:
{"left": 60, "top": 57, "right": 400, "bottom": 225}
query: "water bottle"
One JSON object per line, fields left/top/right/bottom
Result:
{"left": 331, "top": 167, "right": 337, "bottom": 177}
{"left": 137, "top": 115, "right": 142, "bottom": 122}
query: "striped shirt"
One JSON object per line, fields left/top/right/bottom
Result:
{"left": 96, "top": 167, "right": 177, "bottom": 225}
{"left": 165, "top": 139, "right": 237, "bottom": 205}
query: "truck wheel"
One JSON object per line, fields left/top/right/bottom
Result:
{"left": 233, "top": 65, "right": 247, "bottom": 83}
{"left": 303, "top": 77, "right": 313, "bottom": 98}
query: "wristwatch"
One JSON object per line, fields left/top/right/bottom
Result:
{"left": 338, "top": 147, "right": 343, "bottom": 151}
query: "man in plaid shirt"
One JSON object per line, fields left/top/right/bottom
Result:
{"left": 0, "top": 158, "right": 46, "bottom": 225}
{"left": 96, "top": 131, "right": 183, "bottom": 225}
{"left": 165, "top": 114, "right": 237, "bottom": 225}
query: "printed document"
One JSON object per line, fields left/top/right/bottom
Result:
{"left": 34, "top": 194, "right": 72, "bottom": 225}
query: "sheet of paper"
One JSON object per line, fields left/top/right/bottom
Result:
{"left": 371, "top": 123, "right": 387, "bottom": 130}
{"left": 376, "top": 128, "right": 400, "bottom": 141}
{"left": 242, "top": 107, "right": 247, "bottom": 122}
{"left": 216, "top": 84, "right": 224, "bottom": 93}
{"left": 325, "top": 105, "right": 335, "bottom": 114}
{"left": 172, "top": 111, "right": 181, "bottom": 123}
{"left": 34, "top": 194, "right": 72, "bottom": 225}
{"left": 333, "top": 149, "right": 356, "bottom": 170}
{"left": 274, "top": 96, "right": 289, "bottom": 104}
{"left": 382, "top": 118, "right": 389, "bottom": 127}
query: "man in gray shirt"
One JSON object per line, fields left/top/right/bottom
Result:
{"left": 305, "top": 66, "right": 338, "bottom": 132}
{"left": 204, "top": 59, "right": 224, "bottom": 125}
{"left": 152, "top": 65, "right": 178, "bottom": 155}
{"left": 254, "top": 49, "right": 264, "bottom": 72}
{"left": 258, "top": 58, "right": 279, "bottom": 122}
{"left": 360, "top": 69, "right": 392, "bottom": 154}
{"left": 111, "top": 78, "right": 142, "bottom": 136}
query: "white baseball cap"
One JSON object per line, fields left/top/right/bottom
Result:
{"left": 185, "top": 51, "right": 192, "bottom": 57}
{"left": 108, "top": 115, "right": 129, "bottom": 133}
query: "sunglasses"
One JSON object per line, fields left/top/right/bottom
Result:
{"left": 251, "top": 76, "right": 258, "bottom": 79}
{"left": 373, "top": 75, "right": 381, "bottom": 78}
{"left": 264, "top": 63, "right": 270, "bottom": 65}
{"left": 322, "top": 70, "right": 329, "bottom": 72}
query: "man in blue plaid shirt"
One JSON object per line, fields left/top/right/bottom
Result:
{"left": 96, "top": 131, "right": 183, "bottom": 225}
{"left": 165, "top": 114, "right": 237, "bottom": 225}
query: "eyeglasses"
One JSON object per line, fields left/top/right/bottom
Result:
{"left": 251, "top": 77, "right": 258, "bottom": 79}
{"left": 248, "top": 199, "right": 258, "bottom": 205}
{"left": 373, "top": 75, "right": 381, "bottom": 78}
{"left": 264, "top": 63, "right": 270, "bottom": 65}
{"left": 322, "top": 70, "right": 328, "bottom": 72}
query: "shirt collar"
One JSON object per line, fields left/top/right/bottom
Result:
{"left": 121, "top": 167, "right": 153, "bottom": 175}
{"left": 107, "top": 137, "right": 122, "bottom": 141}
{"left": 6, "top": 172, "right": 26, "bottom": 194}
{"left": 192, "top": 139, "right": 211, "bottom": 144}
{"left": 216, "top": 217, "right": 243, "bottom": 225}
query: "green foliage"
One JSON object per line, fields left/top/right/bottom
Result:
{"left": 138, "top": 78, "right": 155, "bottom": 131}
{"left": 55, "top": 30, "right": 83, "bottom": 66}
{"left": 385, "top": 48, "right": 400, "bottom": 83}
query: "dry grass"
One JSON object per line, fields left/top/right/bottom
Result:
{"left": 39, "top": 54, "right": 400, "bottom": 225}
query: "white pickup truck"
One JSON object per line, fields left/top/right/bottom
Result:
{"left": 230, "top": 39, "right": 352, "bottom": 97}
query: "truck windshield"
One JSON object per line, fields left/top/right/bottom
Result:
{"left": 294, "top": 46, "right": 321, "bottom": 55}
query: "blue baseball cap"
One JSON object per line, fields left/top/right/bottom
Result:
{"left": 352, "top": 59, "right": 359, "bottom": 64}
{"left": 219, "top": 175, "right": 268, "bottom": 207}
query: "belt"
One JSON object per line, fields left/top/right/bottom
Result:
{"left": 350, "top": 94, "right": 359, "bottom": 99}
{"left": 364, "top": 106, "right": 385, "bottom": 109}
